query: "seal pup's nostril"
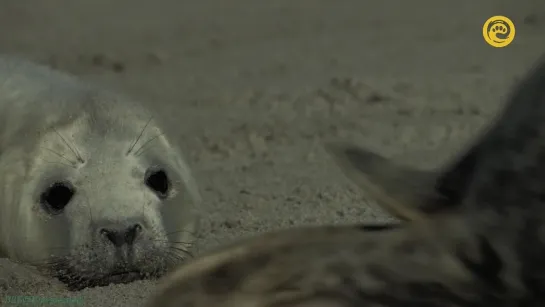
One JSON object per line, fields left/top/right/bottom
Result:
{"left": 125, "top": 224, "right": 142, "bottom": 245}
{"left": 100, "top": 224, "right": 143, "bottom": 247}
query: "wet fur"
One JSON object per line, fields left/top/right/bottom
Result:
{"left": 146, "top": 54, "right": 545, "bottom": 306}
{"left": 0, "top": 56, "right": 201, "bottom": 290}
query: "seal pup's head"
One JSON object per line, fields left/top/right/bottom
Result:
{"left": 145, "top": 53, "right": 545, "bottom": 306}
{"left": 0, "top": 57, "right": 201, "bottom": 290}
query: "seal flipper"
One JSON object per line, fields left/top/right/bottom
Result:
{"left": 324, "top": 142, "right": 446, "bottom": 221}
{"left": 325, "top": 141, "right": 480, "bottom": 221}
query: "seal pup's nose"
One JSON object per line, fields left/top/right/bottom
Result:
{"left": 99, "top": 224, "right": 142, "bottom": 247}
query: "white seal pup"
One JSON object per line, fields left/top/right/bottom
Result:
{"left": 0, "top": 56, "right": 201, "bottom": 290}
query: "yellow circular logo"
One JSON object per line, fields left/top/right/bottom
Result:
{"left": 483, "top": 16, "right": 515, "bottom": 48}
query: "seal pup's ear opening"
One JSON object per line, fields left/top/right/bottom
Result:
{"left": 324, "top": 142, "right": 453, "bottom": 222}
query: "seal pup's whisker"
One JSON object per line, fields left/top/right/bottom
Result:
{"left": 52, "top": 127, "right": 84, "bottom": 163}
{"left": 41, "top": 147, "right": 78, "bottom": 168}
{"left": 134, "top": 133, "right": 166, "bottom": 157}
{"left": 168, "top": 246, "right": 194, "bottom": 259}
{"left": 165, "top": 250, "right": 189, "bottom": 263}
{"left": 164, "top": 229, "right": 198, "bottom": 237}
{"left": 127, "top": 116, "right": 153, "bottom": 155}
{"left": 166, "top": 239, "right": 195, "bottom": 246}
{"left": 82, "top": 192, "right": 95, "bottom": 228}
{"left": 0, "top": 56, "right": 201, "bottom": 291}
{"left": 163, "top": 239, "right": 195, "bottom": 247}
{"left": 151, "top": 236, "right": 196, "bottom": 259}
{"left": 43, "top": 161, "right": 78, "bottom": 169}
{"left": 154, "top": 238, "right": 195, "bottom": 250}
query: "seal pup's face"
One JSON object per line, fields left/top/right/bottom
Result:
{"left": 20, "top": 107, "right": 200, "bottom": 291}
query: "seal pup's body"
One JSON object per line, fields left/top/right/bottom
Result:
{"left": 0, "top": 56, "right": 201, "bottom": 290}
{"left": 146, "top": 54, "right": 545, "bottom": 307}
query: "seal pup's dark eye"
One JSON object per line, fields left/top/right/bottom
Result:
{"left": 40, "top": 181, "right": 75, "bottom": 214}
{"left": 145, "top": 168, "right": 170, "bottom": 199}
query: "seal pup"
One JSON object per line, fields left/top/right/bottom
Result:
{"left": 0, "top": 56, "right": 201, "bottom": 290}
{"left": 146, "top": 54, "right": 545, "bottom": 307}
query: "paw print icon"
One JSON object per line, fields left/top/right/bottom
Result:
{"left": 491, "top": 24, "right": 508, "bottom": 35}
{"left": 483, "top": 16, "right": 515, "bottom": 47}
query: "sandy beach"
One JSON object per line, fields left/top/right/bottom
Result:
{"left": 0, "top": 0, "right": 544, "bottom": 306}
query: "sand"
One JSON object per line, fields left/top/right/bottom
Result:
{"left": 0, "top": 0, "right": 544, "bottom": 306}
